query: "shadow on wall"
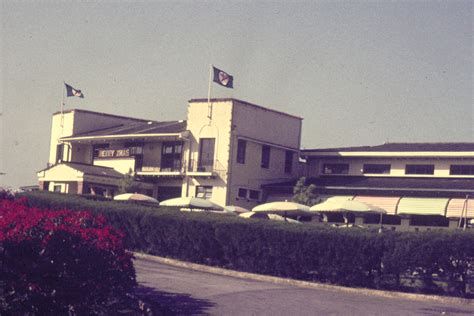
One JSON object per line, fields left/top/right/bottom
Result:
{"left": 134, "top": 285, "right": 215, "bottom": 315}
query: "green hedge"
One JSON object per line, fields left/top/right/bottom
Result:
{"left": 19, "top": 191, "right": 474, "bottom": 297}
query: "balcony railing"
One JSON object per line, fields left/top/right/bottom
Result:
{"left": 137, "top": 159, "right": 186, "bottom": 176}
{"left": 187, "top": 159, "right": 226, "bottom": 178}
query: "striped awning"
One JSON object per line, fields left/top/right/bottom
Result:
{"left": 446, "top": 198, "right": 474, "bottom": 218}
{"left": 353, "top": 196, "right": 401, "bottom": 215}
{"left": 397, "top": 198, "right": 449, "bottom": 216}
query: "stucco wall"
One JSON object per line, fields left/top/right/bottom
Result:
{"left": 232, "top": 100, "right": 302, "bottom": 149}
{"left": 306, "top": 157, "right": 474, "bottom": 178}
{"left": 185, "top": 100, "right": 233, "bottom": 206}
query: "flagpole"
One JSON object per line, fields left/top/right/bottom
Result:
{"left": 61, "top": 81, "right": 65, "bottom": 129}
{"left": 207, "top": 64, "right": 213, "bottom": 120}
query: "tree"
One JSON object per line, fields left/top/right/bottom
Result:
{"left": 117, "top": 168, "right": 142, "bottom": 194}
{"left": 292, "top": 177, "right": 319, "bottom": 206}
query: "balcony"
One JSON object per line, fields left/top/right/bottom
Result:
{"left": 136, "top": 160, "right": 186, "bottom": 178}
{"left": 187, "top": 159, "right": 226, "bottom": 178}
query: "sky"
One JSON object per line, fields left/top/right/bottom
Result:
{"left": 1, "top": 1, "right": 472, "bottom": 188}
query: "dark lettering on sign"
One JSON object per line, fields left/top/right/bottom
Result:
{"left": 97, "top": 149, "right": 131, "bottom": 158}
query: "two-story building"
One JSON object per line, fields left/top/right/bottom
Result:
{"left": 37, "top": 98, "right": 303, "bottom": 208}
{"left": 263, "top": 143, "right": 474, "bottom": 228}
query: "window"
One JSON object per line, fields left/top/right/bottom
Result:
{"left": 53, "top": 185, "right": 62, "bottom": 193}
{"left": 196, "top": 186, "right": 213, "bottom": 200}
{"left": 249, "top": 190, "right": 260, "bottom": 201}
{"left": 198, "top": 138, "right": 215, "bottom": 172}
{"left": 405, "top": 164, "right": 434, "bottom": 175}
{"left": 450, "top": 165, "right": 474, "bottom": 175}
{"left": 363, "top": 164, "right": 391, "bottom": 174}
{"left": 261, "top": 145, "right": 270, "bottom": 169}
{"left": 238, "top": 188, "right": 248, "bottom": 198}
{"left": 236, "top": 139, "right": 246, "bottom": 164}
{"left": 161, "top": 142, "right": 183, "bottom": 171}
{"left": 56, "top": 144, "right": 64, "bottom": 163}
{"left": 323, "top": 163, "right": 349, "bottom": 174}
{"left": 284, "top": 150, "right": 293, "bottom": 174}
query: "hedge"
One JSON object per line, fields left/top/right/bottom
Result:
{"left": 19, "top": 191, "right": 474, "bottom": 297}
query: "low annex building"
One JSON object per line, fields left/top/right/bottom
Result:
{"left": 264, "top": 143, "right": 474, "bottom": 229}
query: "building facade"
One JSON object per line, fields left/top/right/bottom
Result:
{"left": 37, "top": 99, "right": 474, "bottom": 228}
{"left": 38, "top": 98, "right": 303, "bottom": 208}
{"left": 264, "top": 143, "right": 474, "bottom": 229}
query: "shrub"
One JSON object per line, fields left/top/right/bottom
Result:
{"left": 19, "top": 191, "right": 474, "bottom": 297}
{"left": 0, "top": 198, "right": 136, "bottom": 315}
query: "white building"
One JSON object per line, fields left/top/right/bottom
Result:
{"left": 38, "top": 98, "right": 302, "bottom": 208}
{"left": 264, "top": 143, "right": 474, "bottom": 229}
{"left": 37, "top": 98, "right": 474, "bottom": 228}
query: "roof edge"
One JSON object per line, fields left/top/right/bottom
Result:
{"left": 188, "top": 98, "right": 303, "bottom": 120}
{"left": 53, "top": 108, "right": 150, "bottom": 123}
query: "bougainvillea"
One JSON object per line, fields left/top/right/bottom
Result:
{"left": 0, "top": 198, "right": 136, "bottom": 315}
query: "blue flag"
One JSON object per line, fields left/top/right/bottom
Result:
{"left": 65, "top": 83, "right": 84, "bottom": 98}
{"left": 213, "top": 67, "right": 233, "bottom": 88}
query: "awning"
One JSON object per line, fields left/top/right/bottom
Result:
{"left": 311, "top": 195, "right": 354, "bottom": 211}
{"left": 353, "top": 196, "right": 401, "bottom": 215}
{"left": 397, "top": 198, "right": 449, "bottom": 216}
{"left": 446, "top": 198, "right": 474, "bottom": 218}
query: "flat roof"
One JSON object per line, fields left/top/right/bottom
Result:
{"left": 188, "top": 98, "right": 303, "bottom": 120}
{"left": 38, "top": 162, "right": 123, "bottom": 178}
{"left": 303, "top": 143, "right": 474, "bottom": 153}
{"left": 263, "top": 176, "right": 474, "bottom": 197}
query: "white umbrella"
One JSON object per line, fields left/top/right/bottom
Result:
{"left": 252, "top": 201, "right": 312, "bottom": 217}
{"left": 239, "top": 212, "right": 302, "bottom": 224}
{"left": 224, "top": 205, "right": 250, "bottom": 214}
{"left": 310, "top": 199, "right": 386, "bottom": 231}
{"left": 159, "top": 197, "right": 223, "bottom": 210}
{"left": 114, "top": 193, "right": 159, "bottom": 203}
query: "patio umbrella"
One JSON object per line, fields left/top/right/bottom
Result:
{"left": 224, "top": 205, "right": 250, "bottom": 214}
{"left": 239, "top": 212, "right": 301, "bottom": 224}
{"left": 252, "top": 201, "right": 312, "bottom": 217}
{"left": 310, "top": 199, "right": 386, "bottom": 231}
{"left": 159, "top": 197, "right": 223, "bottom": 210}
{"left": 114, "top": 193, "right": 159, "bottom": 203}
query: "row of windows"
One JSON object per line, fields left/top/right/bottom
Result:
{"left": 237, "top": 140, "right": 293, "bottom": 174}
{"left": 238, "top": 188, "right": 260, "bottom": 201}
{"left": 191, "top": 186, "right": 263, "bottom": 202}
{"left": 323, "top": 163, "right": 474, "bottom": 176}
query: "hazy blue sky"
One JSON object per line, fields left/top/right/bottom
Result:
{"left": 1, "top": 1, "right": 472, "bottom": 187}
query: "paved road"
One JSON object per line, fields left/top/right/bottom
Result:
{"left": 134, "top": 257, "right": 474, "bottom": 315}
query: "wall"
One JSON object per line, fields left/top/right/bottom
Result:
{"left": 232, "top": 100, "right": 302, "bottom": 149}
{"left": 93, "top": 158, "right": 135, "bottom": 175}
{"left": 227, "top": 100, "right": 303, "bottom": 208}
{"left": 141, "top": 141, "right": 163, "bottom": 169}
{"left": 306, "top": 157, "right": 474, "bottom": 178}
{"left": 185, "top": 100, "right": 233, "bottom": 206}
{"left": 49, "top": 110, "right": 147, "bottom": 166}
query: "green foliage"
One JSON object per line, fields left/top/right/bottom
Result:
{"left": 19, "top": 191, "right": 474, "bottom": 297}
{"left": 117, "top": 168, "right": 142, "bottom": 194}
{"left": 292, "top": 177, "right": 319, "bottom": 206}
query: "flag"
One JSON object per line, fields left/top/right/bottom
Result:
{"left": 64, "top": 83, "right": 84, "bottom": 98}
{"left": 212, "top": 66, "right": 233, "bottom": 88}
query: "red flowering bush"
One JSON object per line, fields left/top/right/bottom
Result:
{"left": 0, "top": 198, "right": 136, "bottom": 315}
